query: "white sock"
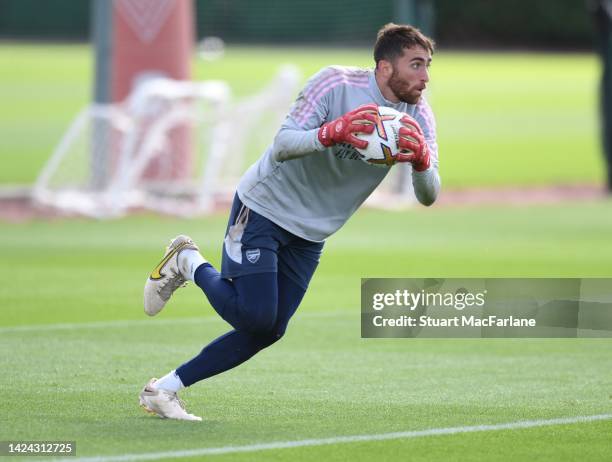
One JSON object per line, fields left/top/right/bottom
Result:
{"left": 178, "top": 249, "right": 207, "bottom": 282}
{"left": 153, "top": 370, "right": 185, "bottom": 393}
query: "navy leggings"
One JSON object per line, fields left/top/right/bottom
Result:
{"left": 175, "top": 264, "right": 306, "bottom": 386}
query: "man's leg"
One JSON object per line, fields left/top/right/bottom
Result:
{"left": 141, "top": 255, "right": 317, "bottom": 420}
{"left": 177, "top": 269, "right": 308, "bottom": 384}
{"left": 176, "top": 269, "right": 279, "bottom": 385}
{"left": 273, "top": 234, "right": 324, "bottom": 336}
{"left": 272, "top": 270, "right": 309, "bottom": 337}
{"left": 191, "top": 263, "right": 278, "bottom": 333}
{"left": 140, "top": 196, "right": 322, "bottom": 419}
{"left": 140, "top": 268, "right": 278, "bottom": 420}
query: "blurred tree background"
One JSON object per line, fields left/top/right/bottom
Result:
{"left": 0, "top": 0, "right": 596, "bottom": 49}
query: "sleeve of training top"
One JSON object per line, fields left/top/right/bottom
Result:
{"left": 412, "top": 96, "right": 441, "bottom": 206}
{"left": 272, "top": 67, "right": 336, "bottom": 162}
{"left": 412, "top": 168, "right": 440, "bottom": 206}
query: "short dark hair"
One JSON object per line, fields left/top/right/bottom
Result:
{"left": 374, "top": 23, "right": 435, "bottom": 66}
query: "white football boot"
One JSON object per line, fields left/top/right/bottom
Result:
{"left": 139, "top": 378, "right": 202, "bottom": 421}
{"left": 144, "top": 235, "right": 198, "bottom": 316}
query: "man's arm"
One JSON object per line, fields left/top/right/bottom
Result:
{"left": 274, "top": 104, "right": 377, "bottom": 161}
{"left": 272, "top": 67, "right": 334, "bottom": 162}
{"left": 400, "top": 98, "right": 440, "bottom": 206}
{"left": 272, "top": 67, "right": 375, "bottom": 162}
{"left": 417, "top": 97, "right": 440, "bottom": 206}
{"left": 412, "top": 167, "right": 440, "bottom": 206}
{"left": 273, "top": 128, "right": 323, "bottom": 161}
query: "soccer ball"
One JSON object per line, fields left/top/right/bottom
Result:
{"left": 354, "top": 106, "right": 413, "bottom": 167}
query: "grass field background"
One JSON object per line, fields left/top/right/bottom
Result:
{"left": 1, "top": 42, "right": 611, "bottom": 461}
{"left": 1, "top": 204, "right": 612, "bottom": 460}
{"left": 0, "top": 43, "right": 604, "bottom": 187}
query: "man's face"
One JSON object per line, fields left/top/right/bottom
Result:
{"left": 386, "top": 46, "right": 432, "bottom": 104}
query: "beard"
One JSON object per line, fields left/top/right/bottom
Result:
{"left": 388, "top": 68, "right": 421, "bottom": 104}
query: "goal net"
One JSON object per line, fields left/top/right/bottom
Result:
{"left": 32, "top": 65, "right": 301, "bottom": 218}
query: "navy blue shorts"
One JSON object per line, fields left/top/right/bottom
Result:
{"left": 221, "top": 194, "right": 324, "bottom": 290}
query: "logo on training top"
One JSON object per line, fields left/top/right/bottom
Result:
{"left": 246, "top": 249, "right": 261, "bottom": 264}
{"left": 115, "top": 0, "right": 177, "bottom": 44}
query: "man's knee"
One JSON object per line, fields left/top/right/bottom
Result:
{"left": 260, "top": 316, "right": 290, "bottom": 346}
{"left": 252, "top": 324, "right": 286, "bottom": 350}
{"left": 232, "top": 272, "right": 279, "bottom": 335}
{"left": 238, "top": 304, "right": 277, "bottom": 336}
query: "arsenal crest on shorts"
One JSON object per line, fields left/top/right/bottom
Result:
{"left": 246, "top": 248, "right": 261, "bottom": 264}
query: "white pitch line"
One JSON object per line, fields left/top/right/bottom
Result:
{"left": 0, "top": 317, "right": 214, "bottom": 333}
{"left": 0, "top": 311, "right": 350, "bottom": 334}
{"left": 53, "top": 413, "right": 612, "bottom": 462}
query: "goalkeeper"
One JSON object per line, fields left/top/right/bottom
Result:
{"left": 140, "top": 23, "right": 440, "bottom": 420}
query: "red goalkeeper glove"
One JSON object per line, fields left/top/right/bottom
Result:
{"left": 317, "top": 104, "right": 378, "bottom": 149}
{"left": 395, "top": 115, "right": 431, "bottom": 172}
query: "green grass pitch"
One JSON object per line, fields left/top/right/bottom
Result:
{"left": 1, "top": 202, "right": 611, "bottom": 461}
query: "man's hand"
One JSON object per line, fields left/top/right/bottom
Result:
{"left": 318, "top": 104, "right": 378, "bottom": 149}
{"left": 395, "top": 115, "right": 431, "bottom": 172}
